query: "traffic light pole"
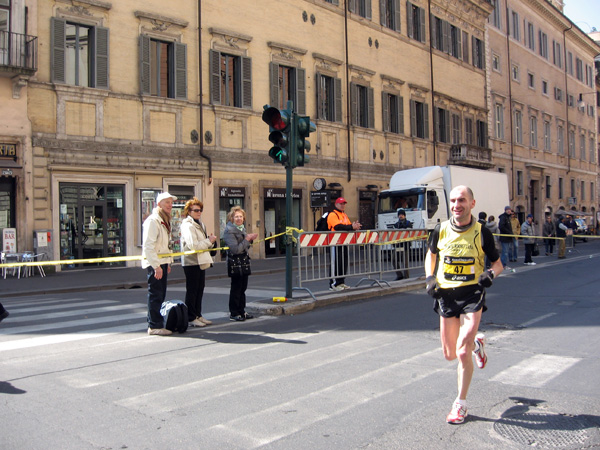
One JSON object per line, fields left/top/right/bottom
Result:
{"left": 285, "top": 111, "right": 298, "bottom": 299}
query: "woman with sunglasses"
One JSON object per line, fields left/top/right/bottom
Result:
{"left": 180, "top": 198, "right": 217, "bottom": 327}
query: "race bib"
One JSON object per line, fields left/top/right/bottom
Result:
{"left": 442, "top": 255, "right": 475, "bottom": 282}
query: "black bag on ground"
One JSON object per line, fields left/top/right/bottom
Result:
{"left": 227, "top": 252, "right": 251, "bottom": 277}
{"left": 315, "top": 212, "right": 330, "bottom": 231}
{"left": 532, "top": 242, "right": 540, "bottom": 257}
{"left": 160, "top": 300, "right": 188, "bottom": 333}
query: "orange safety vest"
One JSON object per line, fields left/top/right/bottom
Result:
{"left": 327, "top": 209, "right": 351, "bottom": 230}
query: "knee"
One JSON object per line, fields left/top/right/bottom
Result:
{"left": 442, "top": 347, "right": 457, "bottom": 361}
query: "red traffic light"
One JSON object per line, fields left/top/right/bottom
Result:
{"left": 262, "top": 106, "right": 290, "bottom": 131}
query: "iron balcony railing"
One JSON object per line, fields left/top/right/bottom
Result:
{"left": 0, "top": 30, "right": 38, "bottom": 74}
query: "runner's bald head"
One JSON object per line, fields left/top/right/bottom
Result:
{"left": 451, "top": 185, "right": 474, "bottom": 200}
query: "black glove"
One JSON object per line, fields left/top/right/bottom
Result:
{"left": 478, "top": 269, "right": 494, "bottom": 288}
{"left": 426, "top": 275, "right": 440, "bottom": 298}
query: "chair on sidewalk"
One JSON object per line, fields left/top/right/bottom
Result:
{"left": 2, "top": 253, "right": 22, "bottom": 279}
{"left": 20, "top": 252, "right": 46, "bottom": 278}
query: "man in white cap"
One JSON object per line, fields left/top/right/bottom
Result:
{"left": 142, "top": 192, "right": 177, "bottom": 336}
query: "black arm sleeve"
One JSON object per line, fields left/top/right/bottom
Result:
{"left": 481, "top": 226, "right": 500, "bottom": 262}
{"left": 427, "top": 224, "right": 441, "bottom": 254}
{"left": 333, "top": 224, "right": 354, "bottom": 231}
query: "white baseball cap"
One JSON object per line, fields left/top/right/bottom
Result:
{"left": 156, "top": 192, "right": 177, "bottom": 204}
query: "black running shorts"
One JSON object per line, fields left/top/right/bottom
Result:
{"left": 433, "top": 284, "right": 487, "bottom": 318}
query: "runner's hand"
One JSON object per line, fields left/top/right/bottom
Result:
{"left": 478, "top": 270, "right": 494, "bottom": 288}
{"left": 425, "top": 276, "right": 440, "bottom": 298}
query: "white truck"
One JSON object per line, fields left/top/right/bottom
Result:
{"left": 377, "top": 165, "right": 510, "bottom": 231}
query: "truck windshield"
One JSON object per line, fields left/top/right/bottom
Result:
{"left": 378, "top": 188, "right": 426, "bottom": 214}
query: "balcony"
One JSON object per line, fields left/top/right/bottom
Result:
{"left": 0, "top": 30, "right": 38, "bottom": 76}
{"left": 448, "top": 144, "right": 494, "bottom": 169}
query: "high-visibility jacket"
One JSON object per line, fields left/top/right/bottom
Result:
{"left": 327, "top": 209, "right": 352, "bottom": 231}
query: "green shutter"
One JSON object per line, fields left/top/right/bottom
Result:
{"left": 95, "top": 27, "right": 109, "bottom": 89}
{"left": 241, "top": 56, "right": 252, "bottom": 109}
{"left": 368, "top": 87, "right": 375, "bottom": 129}
{"left": 269, "top": 62, "right": 279, "bottom": 107}
{"left": 209, "top": 50, "right": 221, "bottom": 104}
{"left": 423, "top": 103, "right": 429, "bottom": 139}
{"left": 410, "top": 100, "right": 416, "bottom": 137}
{"left": 297, "top": 68, "right": 306, "bottom": 115}
{"left": 398, "top": 96, "right": 404, "bottom": 134}
{"left": 394, "top": 0, "right": 401, "bottom": 32}
{"left": 334, "top": 77, "right": 343, "bottom": 123}
{"left": 382, "top": 92, "right": 389, "bottom": 132}
{"left": 139, "top": 35, "right": 151, "bottom": 95}
{"left": 174, "top": 42, "right": 187, "bottom": 100}
{"left": 406, "top": 2, "right": 413, "bottom": 39}
{"left": 50, "top": 17, "right": 66, "bottom": 84}
{"left": 350, "top": 83, "right": 357, "bottom": 126}
{"left": 365, "top": 0, "right": 372, "bottom": 20}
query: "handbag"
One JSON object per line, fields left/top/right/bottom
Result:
{"left": 227, "top": 252, "right": 251, "bottom": 277}
{"left": 532, "top": 242, "right": 540, "bottom": 257}
{"left": 209, "top": 242, "right": 218, "bottom": 257}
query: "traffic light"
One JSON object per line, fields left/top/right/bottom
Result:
{"left": 296, "top": 115, "right": 316, "bottom": 166}
{"left": 262, "top": 105, "right": 291, "bottom": 166}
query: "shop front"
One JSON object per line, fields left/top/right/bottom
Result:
{"left": 59, "top": 183, "right": 126, "bottom": 268}
{"left": 264, "top": 187, "right": 301, "bottom": 257}
{"left": 0, "top": 143, "right": 19, "bottom": 238}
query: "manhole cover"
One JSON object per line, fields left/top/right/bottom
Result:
{"left": 494, "top": 412, "right": 597, "bottom": 448}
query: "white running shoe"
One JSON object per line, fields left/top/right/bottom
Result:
{"left": 446, "top": 401, "right": 467, "bottom": 424}
{"left": 473, "top": 333, "right": 487, "bottom": 369}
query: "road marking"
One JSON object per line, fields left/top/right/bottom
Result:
{"left": 491, "top": 354, "right": 580, "bottom": 388}
{"left": 1, "top": 303, "right": 146, "bottom": 325}
{"left": 168, "top": 286, "right": 284, "bottom": 297}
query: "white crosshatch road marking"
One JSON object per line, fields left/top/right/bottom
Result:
{"left": 490, "top": 354, "right": 580, "bottom": 388}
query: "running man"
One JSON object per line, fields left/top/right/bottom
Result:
{"left": 424, "top": 185, "right": 503, "bottom": 424}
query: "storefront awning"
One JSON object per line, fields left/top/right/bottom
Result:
{"left": 0, "top": 160, "right": 23, "bottom": 177}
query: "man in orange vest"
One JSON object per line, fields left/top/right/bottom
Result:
{"left": 327, "top": 197, "right": 362, "bottom": 291}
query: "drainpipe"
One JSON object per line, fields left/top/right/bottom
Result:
{"left": 344, "top": 0, "right": 352, "bottom": 182}
{"left": 505, "top": 0, "right": 515, "bottom": 201}
{"left": 563, "top": 23, "right": 572, "bottom": 174}
{"left": 427, "top": 0, "right": 437, "bottom": 165}
{"left": 197, "top": 0, "right": 212, "bottom": 183}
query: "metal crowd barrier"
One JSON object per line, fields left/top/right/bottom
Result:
{"left": 294, "top": 229, "right": 428, "bottom": 299}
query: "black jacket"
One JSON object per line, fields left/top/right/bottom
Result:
{"left": 498, "top": 212, "right": 513, "bottom": 243}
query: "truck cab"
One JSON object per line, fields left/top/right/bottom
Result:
{"left": 377, "top": 187, "right": 447, "bottom": 230}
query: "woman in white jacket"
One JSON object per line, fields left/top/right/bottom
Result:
{"left": 142, "top": 192, "right": 176, "bottom": 336}
{"left": 180, "top": 198, "right": 217, "bottom": 327}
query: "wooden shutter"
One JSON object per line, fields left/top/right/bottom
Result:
{"left": 94, "top": 27, "right": 109, "bottom": 89}
{"left": 365, "top": 0, "right": 372, "bottom": 20}
{"left": 406, "top": 2, "right": 414, "bottom": 39}
{"left": 442, "top": 20, "right": 450, "bottom": 54}
{"left": 50, "top": 17, "right": 66, "bottom": 84}
{"left": 444, "top": 110, "right": 451, "bottom": 143}
{"left": 380, "top": 0, "right": 386, "bottom": 27}
{"left": 462, "top": 31, "right": 469, "bottom": 63}
{"left": 456, "top": 27, "right": 462, "bottom": 59}
{"left": 394, "top": 0, "right": 401, "bottom": 32}
{"left": 139, "top": 35, "right": 151, "bottom": 95}
{"left": 209, "top": 50, "right": 221, "bottom": 104}
{"left": 174, "top": 42, "right": 187, "bottom": 100}
{"left": 382, "top": 92, "right": 389, "bottom": 132}
{"left": 334, "top": 77, "right": 343, "bottom": 123}
{"left": 368, "top": 87, "right": 375, "bottom": 129}
{"left": 348, "top": 0, "right": 356, "bottom": 13}
{"left": 419, "top": 7, "right": 426, "bottom": 43}
{"left": 350, "top": 83, "right": 357, "bottom": 126}
{"left": 398, "top": 96, "right": 404, "bottom": 134}
{"left": 241, "top": 56, "right": 252, "bottom": 109}
{"left": 410, "top": 100, "right": 417, "bottom": 137}
{"left": 296, "top": 68, "right": 306, "bottom": 115}
{"left": 430, "top": 14, "right": 437, "bottom": 49}
{"left": 269, "top": 62, "right": 279, "bottom": 107}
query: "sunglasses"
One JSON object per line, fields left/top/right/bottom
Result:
{"left": 190, "top": 208, "right": 203, "bottom": 213}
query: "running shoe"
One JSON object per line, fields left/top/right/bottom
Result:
{"left": 474, "top": 333, "right": 487, "bottom": 369}
{"left": 446, "top": 401, "right": 467, "bottom": 424}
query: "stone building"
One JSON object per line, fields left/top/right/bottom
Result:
{"left": 487, "top": 0, "right": 600, "bottom": 225}
{"left": 11, "top": 0, "right": 496, "bottom": 267}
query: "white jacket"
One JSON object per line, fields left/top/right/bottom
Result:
{"left": 180, "top": 216, "right": 215, "bottom": 269}
{"left": 141, "top": 208, "right": 173, "bottom": 269}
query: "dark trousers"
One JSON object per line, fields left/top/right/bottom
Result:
{"left": 544, "top": 239, "right": 554, "bottom": 255}
{"left": 229, "top": 274, "right": 249, "bottom": 316}
{"left": 329, "top": 246, "right": 349, "bottom": 287}
{"left": 183, "top": 265, "right": 206, "bottom": 321}
{"left": 524, "top": 244, "right": 534, "bottom": 263}
{"left": 147, "top": 264, "right": 168, "bottom": 329}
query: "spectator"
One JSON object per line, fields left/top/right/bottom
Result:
{"left": 180, "top": 198, "right": 218, "bottom": 328}
{"left": 565, "top": 214, "right": 577, "bottom": 246}
{"left": 521, "top": 214, "right": 536, "bottom": 266}
{"left": 477, "top": 211, "right": 487, "bottom": 226}
{"left": 556, "top": 215, "right": 568, "bottom": 259}
{"left": 142, "top": 192, "right": 177, "bottom": 336}
{"left": 510, "top": 212, "right": 521, "bottom": 262}
{"left": 223, "top": 206, "right": 258, "bottom": 322}
{"left": 497, "top": 206, "right": 513, "bottom": 269}
{"left": 393, "top": 209, "right": 413, "bottom": 280}
{"left": 327, "top": 197, "right": 362, "bottom": 291}
{"left": 484, "top": 215, "right": 499, "bottom": 269}
{"left": 542, "top": 215, "right": 556, "bottom": 256}
{"left": 0, "top": 302, "right": 8, "bottom": 323}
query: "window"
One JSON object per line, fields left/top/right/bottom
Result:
{"left": 580, "top": 135, "right": 586, "bottom": 160}
{"left": 568, "top": 94, "right": 574, "bottom": 108}
{"left": 140, "top": 36, "right": 187, "bottom": 99}
{"left": 558, "top": 177, "right": 564, "bottom": 199}
{"left": 554, "top": 87, "right": 563, "bottom": 102}
{"left": 432, "top": 16, "right": 445, "bottom": 52}
{"left": 476, "top": 119, "right": 488, "bottom": 148}
{"left": 450, "top": 25, "right": 462, "bottom": 59}
{"left": 590, "top": 137, "right": 596, "bottom": 163}
{"left": 270, "top": 63, "right": 306, "bottom": 114}
{"left": 495, "top": 103, "right": 504, "bottom": 139}
{"left": 209, "top": 50, "right": 252, "bottom": 108}
{"left": 351, "top": 83, "right": 374, "bottom": 128}
{"left": 510, "top": 10, "right": 520, "bottom": 41}
{"left": 538, "top": 30, "right": 548, "bottom": 59}
{"left": 567, "top": 51, "right": 573, "bottom": 75}
{"left": 530, "top": 116, "right": 537, "bottom": 149}
{"left": 50, "top": 18, "right": 109, "bottom": 88}
{"left": 382, "top": 92, "right": 404, "bottom": 134}
{"left": 586, "top": 65, "right": 593, "bottom": 87}
{"left": 526, "top": 22, "right": 535, "bottom": 51}
{"left": 568, "top": 129, "right": 575, "bottom": 157}
{"left": 570, "top": 179, "right": 575, "bottom": 198}
{"left": 492, "top": 53, "right": 500, "bottom": 72}
{"left": 545, "top": 176, "right": 551, "bottom": 199}
{"left": 591, "top": 182, "right": 595, "bottom": 201}
{"left": 348, "top": 0, "right": 371, "bottom": 18}
{"left": 575, "top": 57, "right": 583, "bottom": 81}
{"left": 543, "top": 120, "right": 551, "bottom": 152}
{"left": 410, "top": 99, "right": 429, "bottom": 139}
{"left": 517, "top": 170, "right": 523, "bottom": 195}
{"left": 465, "top": 117, "right": 473, "bottom": 145}
{"left": 557, "top": 125, "right": 564, "bottom": 155}
{"left": 490, "top": 0, "right": 502, "bottom": 29}
{"left": 407, "top": 2, "right": 426, "bottom": 43}
{"left": 514, "top": 110, "right": 523, "bottom": 144}
{"left": 512, "top": 64, "right": 519, "bottom": 82}
{"left": 581, "top": 181, "right": 585, "bottom": 201}
{"left": 462, "top": 31, "right": 469, "bottom": 64}
{"left": 381, "top": 0, "right": 401, "bottom": 31}
{"left": 317, "top": 73, "right": 342, "bottom": 122}
{"left": 472, "top": 37, "right": 484, "bottom": 69}
{"left": 527, "top": 72, "right": 535, "bottom": 89}
{"left": 435, "top": 107, "right": 450, "bottom": 143}
{"left": 553, "top": 41, "right": 562, "bottom": 68}
{"left": 451, "top": 113, "right": 461, "bottom": 144}
{"left": 542, "top": 80, "right": 548, "bottom": 95}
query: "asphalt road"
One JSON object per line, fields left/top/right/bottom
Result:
{"left": 1, "top": 245, "right": 600, "bottom": 449}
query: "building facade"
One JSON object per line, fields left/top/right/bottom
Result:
{"left": 487, "top": 0, "right": 600, "bottom": 226}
